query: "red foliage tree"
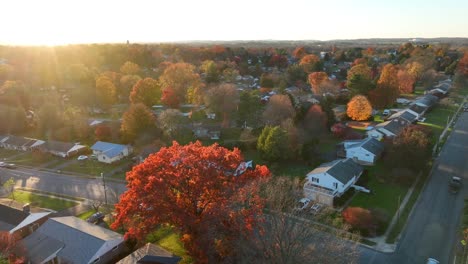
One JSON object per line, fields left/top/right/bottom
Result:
{"left": 94, "top": 124, "right": 112, "bottom": 141}
{"left": 342, "top": 207, "right": 375, "bottom": 235}
{"left": 0, "top": 231, "right": 25, "bottom": 264}
{"left": 292, "top": 47, "right": 306, "bottom": 59}
{"left": 299, "top": 54, "right": 321, "bottom": 73}
{"left": 308, "top": 72, "right": 328, "bottom": 94}
{"left": 397, "top": 69, "right": 416, "bottom": 94}
{"left": 161, "top": 87, "right": 180, "bottom": 108}
{"left": 112, "top": 142, "right": 271, "bottom": 263}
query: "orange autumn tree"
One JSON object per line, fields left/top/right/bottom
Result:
{"left": 347, "top": 95, "right": 373, "bottom": 121}
{"left": 112, "top": 141, "right": 271, "bottom": 263}
{"left": 299, "top": 54, "right": 322, "bottom": 73}
{"left": 308, "top": 72, "right": 328, "bottom": 94}
{"left": 370, "top": 63, "right": 399, "bottom": 109}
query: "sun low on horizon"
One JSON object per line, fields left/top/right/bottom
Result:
{"left": 1, "top": 0, "right": 468, "bottom": 46}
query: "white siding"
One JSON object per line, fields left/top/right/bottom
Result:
{"left": 305, "top": 172, "right": 347, "bottom": 194}
{"left": 346, "top": 148, "right": 375, "bottom": 164}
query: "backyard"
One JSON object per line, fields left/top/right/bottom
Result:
{"left": 147, "top": 225, "right": 192, "bottom": 264}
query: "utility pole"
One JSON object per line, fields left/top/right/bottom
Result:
{"left": 101, "top": 172, "right": 108, "bottom": 205}
{"left": 397, "top": 195, "right": 401, "bottom": 225}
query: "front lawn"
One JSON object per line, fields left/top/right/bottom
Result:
{"left": 61, "top": 159, "right": 133, "bottom": 177}
{"left": 12, "top": 152, "right": 63, "bottom": 167}
{"left": 419, "top": 104, "right": 458, "bottom": 144}
{"left": 77, "top": 209, "right": 96, "bottom": 220}
{"left": 0, "top": 149, "right": 23, "bottom": 160}
{"left": 11, "top": 190, "right": 79, "bottom": 211}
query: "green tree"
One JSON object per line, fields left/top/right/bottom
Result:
{"left": 129, "top": 78, "right": 162, "bottom": 107}
{"left": 119, "top": 74, "right": 142, "bottom": 101}
{"left": 237, "top": 91, "right": 263, "bottom": 128}
{"left": 120, "top": 61, "right": 141, "bottom": 75}
{"left": 347, "top": 74, "right": 374, "bottom": 97}
{"left": 257, "top": 126, "right": 291, "bottom": 161}
{"left": 203, "top": 84, "right": 239, "bottom": 127}
{"left": 0, "top": 105, "right": 27, "bottom": 134}
{"left": 3, "top": 177, "right": 15, "bottom": 200}
{"left": 201, "top": 60, "right": 219, "bottom": 83}
{"left": 260, "top": 74, "right": 275, "bottom": 88}
{"left": 0, "top": 80, "right": 30, "bottom": 109}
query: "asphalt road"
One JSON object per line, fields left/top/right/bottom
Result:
{"left": 0, "top": 167, "right": 127, "bottom": 203}
{"left": 360, "top": 111, "right": 468, "bottom": 264}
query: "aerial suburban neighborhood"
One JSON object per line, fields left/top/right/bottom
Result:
{"left": 0, "top": 2, "right": 468, "bottom": 264}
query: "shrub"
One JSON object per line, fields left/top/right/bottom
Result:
{"left": 342, "top": 207, "right": 376, "bottom": 237}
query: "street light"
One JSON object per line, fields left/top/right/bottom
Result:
{"left": 101, "top": 172, "right": 108, "bottom": 206}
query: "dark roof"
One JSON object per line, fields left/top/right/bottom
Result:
{"left": 394, "top": 110, "right": 418, "bottom": 123}
{"left": 409, "top": 104, "right": 427, "bottom": 114}
{"left": 40, "top": 140, "right": 79, "bottom": 153}
{"left": 3, "top": 135, "right": 35, "bottom": 147}
{"left": 0, "top": 204, "right": 28, "bottom": 231}
{"left": 117, "top": 243, "right": 181, "bottom": 264}
{"left": 382, "top": 118, "right": 409, "bottom": 135}
{"left": 23, "top": 232, "right": 65, "bottom": 264}
{"left": 360, "top": 138, "right": 385, "bottom": 156}
{"left": 309, "top": 159, "right": 363, "bottom": 184}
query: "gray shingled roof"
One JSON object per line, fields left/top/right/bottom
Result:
{"left": 360, "top": 138, "right": 385, "bottom": 156}
{"left": 382, "top": 118, "right": 409, "bottom": 135}
{"left": 39, "top": 140, "right": 77, "bottom": 153}
{"left": 25, "top": 217, "right": 123, "bottom": 264}
{"left": 409, "top": 104, "right": 427, "bottom": 114}
{"left": 3, "top": 135, "right": 34, "bottom": 147}
{"left": 23, "top": 232, "right": 65, "bottom": 264}
{"left": 117, "top": 243, "right": 181, "bottom": 264}
{"left": 0, "top": 204, "right": 28, "bottom": 231}
{"left": 309, "top": 159, "right": 363, "bottom": 184}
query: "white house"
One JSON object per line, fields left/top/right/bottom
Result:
{"left": 303, "top": 159, "right": 363, "bottom": 206}
{"left": 367, "top": 118, "right": 410, "bottom": 140}
{"left": 40, "top": 141, "right": 87, "bottom": 158}
{"left": 338, "top": 137, "right": 385, "bottom": 165}
{"left": 388, "top": 110, "right": 418, "bottom": 123}
{"left": 91, "top": 141, "right": 133, "bottom": 164}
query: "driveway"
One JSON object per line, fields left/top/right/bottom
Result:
{"left": 360, "top": 111, "right": 468, "bottom": 263}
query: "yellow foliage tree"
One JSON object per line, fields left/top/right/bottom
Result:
{"left": 347, "top": 95, "right": 373, "bottom": 121}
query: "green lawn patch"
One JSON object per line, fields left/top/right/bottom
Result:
{"left": 61, "top": 159, "right": 133, "bottom": 177}
{"left": 147, "top": 225, "right": 192, "bottom": 264}
{"left": 317, "top": 136, "right": 341, "bottom": 153}
{"left": 0, "top": 149, "right": 23, "bottom": 160}
{"left": 270, "top": 161, "right": 313, "bottom": 179}
{"left": 373, "top": 115, "right": 385, "bottom": 123}
{"left": 77, "top": 209, "right": 96, "bottom": 220}
{"left": 12, "top": 152, "right": 62, "bottom": 167}
{"left": 349, "top": 164, "right": 408, "bottom": 217}
{"left": 11, "top": 190, "right": 79, "bottom": 211}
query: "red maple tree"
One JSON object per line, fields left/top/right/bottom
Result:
{"left": 112, "top": 141, "right": 270, "bottom": 263}
{"left": 0, "top": 231, "right": 25, "bottom": 264}
{"left": 161, "top": 87, "right": 180, "bottom": 108}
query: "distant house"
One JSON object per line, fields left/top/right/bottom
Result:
{"left": 413, "top": 94, "right": 438, "bottom": 109}
{"left": 39, "top": 140, "right": 87, "bottom": 158}
{"left": 408, "top": 104, "right": 428, "bottom": 117}
{"left": 388, "top": 110, "right": 418, "bottom": 123}
{"left": 367, "top": 118, "right": 410, "bottom": 140}
{"left": 303, "top": 159, "right": 363, "bottom": 206}
{"left": 193, "top": 123, "right": 221, "bottom": 140}
{"left": 0, "top": 204, "right": 50, "bottom": 238}
{"left": 1, "top": 136, "right": 44, "bottom": 151}
{"left": 91, "top": 141, "right": 133, "bottom": 164}
{"left": 332, "top": 105, "right": 347, "bottom": 121}
{"left": 337, "top": 137, "right": 385, "bottom": 165}
{"left": 23, "top": 216, "right": 125, "bottom": 264}
{"left": 117, "top": 243, "right": 181, "bottom": 264}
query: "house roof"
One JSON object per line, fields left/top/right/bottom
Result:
{"left": 24, "top": 217, "right": 123, "bottom": 264}
{"left": 345, "top": 138, "right": 384, "bottom": 156}
{"left": 414, "top": 94, "right": 438, "bottom": 107}
{"left": 409, "top": 104, "right": 427, "bottom": 114}
{"left": 0, "top": 204, "right": 28, "bottom": 231}
{"left": 117, "top": 243, "right": 181, "bottom": 264}
{"left": 308, "top": 158, "right": 363, "bottom": 184}
{"left": 378, "top": 118, "right": 408, "bottom": 135}
{"left": 9, "top": 212, "right": 51, "bottom": 234}
{"left": 3, "top": 135, "right": 35, "bottom": 147}
{"left": 389, "top": 110, "right": 417, "bottom": 123}
{"left": 91, "top": 141, "right": 128, "bottom": 159}
{"left": 23, "top": 232, "right": 65, "bottom": 264}
{"left": 40, "top": 140, "right": 86, "bottom": 154}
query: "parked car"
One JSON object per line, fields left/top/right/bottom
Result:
{"left": 426, "top": 258, "right": 439, "bottom": 264}
{"left": 77, "top": 155, "right": 88, "bottom": 161}
{"left": 2, "top": 163, "right": 16, "bottom": 169}
{"left": 295, "top": 198, "right": 311, "bottom": 212}
{"left": 382, "top": 109, "right": 390, "bottom": 116}
{"left": 90, "top": 154, "right": 97, "bottom": 160}
{"left": 309, "top": 203, "right": 323, "bottom": 214}
{"left": 0, "top": 162, "right": 6, "bottom": 167}
{"left": 449, "top": 176, "right": 462, "bottom": 194}
{"left": 86, "top": 212, "right": 105, "bottom": 224}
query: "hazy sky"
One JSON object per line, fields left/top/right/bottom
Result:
{"left": 1, "top": 0, "right": 467, "bottom": 45}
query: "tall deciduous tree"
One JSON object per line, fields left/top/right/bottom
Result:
{"left": 370, "top": 64, "right": 399, "bottom": 108}
{"left": 347, "top": 95, "right": 373, "bottom": 121}
{"left": 299, "top": 54, "right": 322, "bottom": 73}
{"left": 292, "top": 47, "right": 306, "bottom": 59}
{"left": 347, "top": 74, "right": 374, "bottom": 97}
{"left": 237, "top": 91, "right": 262, "bottom": 128}
{"left": 120, "top": 61, "right": 141, "bottom": 75}
{"left": 0, "top": 105, "right": 26, "bottom": 134}
{"left": 120, "top": 103, "right": 156, "bottom": 142}
{"left": 112, "top": 141, "right": 270, "bottom": 263}
{"left": 161, "top": 87, "right": 180, "bottom": 108}
{"left": 95, "top": 75, "right": 117, "bottom": 110}
{"left": 129, "top": 78, "right": 162, "bottom": 107}
{"left": 204, "top": 84, "right": 239, "bottom": 127}
{"left": 159, "top": 62, "right": 201, "bottom": 104}
{"left": 397, "top": 69, "right": 416, "bottom": 94}
{"left": 347, "top": 64, "right": 372, "bottom": 84}
{"left": 0, "top": 231, "right": 24, "bottom": 264}
{"left": 200, "top": 60, "right": 219, "bottom": 83}
{"left": 262, "top": 95, "right": 295, "bottom": 126}
{"left": 120, "top": 74, "right": 142, "bottom": 100}
{"left": 308, "top": 72, "right": 328, "bottom": 94}
{"left": 0, "top": 80, "right": 29, "bottom": 110}
{"left": 303, "top": 104, "right": 328, "bottom": 135}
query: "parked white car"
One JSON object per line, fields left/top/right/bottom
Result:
{"left": 77, "top": 155, "right": 88, "bottom": 161}
{"left": 310, "top": 203, "right": 323, "bottom": 214}
{"left": 295, "top": 198, "right": 311, "bottom": 212}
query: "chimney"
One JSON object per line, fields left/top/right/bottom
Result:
{"left": 23, "top": 203, "right": 30, "bottom": 214}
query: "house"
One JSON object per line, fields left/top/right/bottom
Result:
{"left": 367, "top": 118, "right": 410, "bottom": 140}
{"left": 332, "top": 105, "right": 347, "bottom": 121}
{"left": 303, "top": 159, "right": 363, "bottom": 206}
{"left": 1, "top": 136, "right": 44, "bottom": 151}
{"left": 117, "top": 243, "right": 181, "bottom": 264}
{"left": 337, "top": 138, "right": 385, "bottom": 165}
{"left": 408, "top": 103, "right": 428, "bottom": 117}
{"left": 388, "top": 110, "right": 418, "bottom": 123}
{"left": 23, "top": 216, "right": 125, "bottom": 264}
{"left": 39, "top": 140, "right": 87, "bottom": 158}
{"left": 91, "top": 141, "right": 133, "bottom": 164}
{"left": 192, "top": 123, "right": 221, "bottom": 140}
{"left": 413, "top": 94, "right": 438, "bottom": 109}
{"left": 0, "top": 204, "right": 50, "bottom": 238}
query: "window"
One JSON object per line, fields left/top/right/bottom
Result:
{"left": 112, "top": 245, "right": 118, "bottom": 251}
{"left": 311, "top": 177, "right": 319, "bottom": 183}
{"left": 92, "top": 258, "right": 100, "bottom": 263}
{"left": 333, "top": 182, "right": 338, "bottom": 189}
